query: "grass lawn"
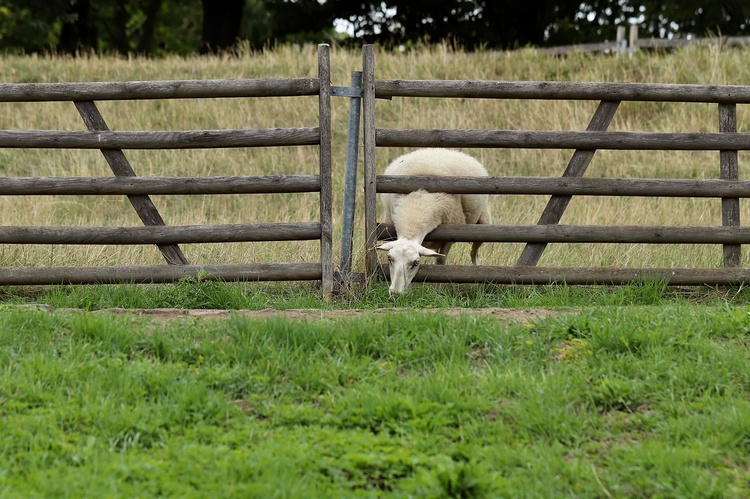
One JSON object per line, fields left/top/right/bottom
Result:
{"left": 2, "top": 286, "right": 750, "bottom": 496}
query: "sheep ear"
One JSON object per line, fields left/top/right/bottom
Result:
{"left": 376, "top": 242, "right": 395, "bottom": 252}
{"left": 418, "top": 246, "right": 444, "bottom": 258}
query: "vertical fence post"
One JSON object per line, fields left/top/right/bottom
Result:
{"left": 629, "top": 25, "right": 639, "bottom": 53}
{"left": 616, "top": 26, "right": 626, "bottom": 54}
{"left": 317, "top": 44, "right": 334, "bottom": 295}
{"left": 339, "top": 71, "right": 363, "bottom": 281}
{"left": 720, "top": 102, "right": 741, "bottom": 267}
{"left": 362, "top": 45, "right": 379, "bottom": 279}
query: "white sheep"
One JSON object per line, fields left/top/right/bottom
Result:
{"left": 377, "top": 148, "right": 492, "bottom": 295}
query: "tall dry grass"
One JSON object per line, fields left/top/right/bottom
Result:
{"left": 1, "top": 43, "right": 749, "bottom": 270}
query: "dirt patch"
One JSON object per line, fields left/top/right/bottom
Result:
{"left": 33, "top": 306, "right": 561, "bottom": 323}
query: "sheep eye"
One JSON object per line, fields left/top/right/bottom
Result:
{"left": 411, "top": 260, "right": 420, "bottom": 268}
{"left": 387, "top": 256, "right": 394, "bottom": 263}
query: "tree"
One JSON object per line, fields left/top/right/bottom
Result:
{"left": 328, "top": 1, "right": 750, "bottom": 49}
{"left": 327, "top": 0, "right": 584, "bottom": 49}
{"left": 58, "top": 0, "right": 97, "bottom": 54}
{"left": 200, "top": 0, "right": 245, "bottom": 54}
{"left": 259, "top": 0, "right": 337, "bottom": 47}
{"left": 637, "top": 0, "right": 750, "bottom": 38}
{"left": 1, "top": 0, "right": 749, "bottom": 56}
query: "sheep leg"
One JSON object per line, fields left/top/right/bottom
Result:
{"left": 436, "top": 242, "right": 453, "bottom": 265}
{"left": 470, "top": 206, "right": 492, "bottom": 265}
{"left": 423, "top": 241, "right": 451, "bottom": 265}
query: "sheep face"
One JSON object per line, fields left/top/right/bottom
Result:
{"left": 377, "top": 240, "right": 443, "bottom": 295}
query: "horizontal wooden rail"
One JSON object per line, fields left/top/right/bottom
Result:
{"left": 0, "top": 263, "right": 322, "bottom": 285}
{"left": 377, "top": 176, "right": 750, "bottom": 197}
{"left": 381, "top": 265, "right": 750, "bottom": 286}
{"left": 0, "top": 128, "right": 319, "bottom": 149}
{"left": 0, "top": 78, "right": 320, "bottom": 102}
{"left": 376, "top": 223, "right": 750, "bottom": 245}
{"left": 375, "top": 79, "right": 750, "bottom": 103}
{"left": 376, "top": 129, "right": 750, "bottom": 150}
{"left": 1, "top": 223, "right": 321, "bottom": 245}
{"left": 0, "top": 175, "right": 321, "bottom": 195}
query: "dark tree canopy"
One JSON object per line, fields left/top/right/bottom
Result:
{"left": 200, "top": 0, "right": 244, "bottom": 54}
{"left": 0, "top": 0, "right": 748, "bottom": 55}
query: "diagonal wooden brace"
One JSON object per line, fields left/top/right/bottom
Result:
{"left": 516, "top": 100, "right": 620, "bottom": 266}
{"left": 74, "top": 101, "right": 189, "bottom": 265}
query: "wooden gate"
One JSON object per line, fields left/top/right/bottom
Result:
{"left": 0, "top": 45, "right": 333, "bottom": 294}
{"left": 362, "top": 44, "right": 750, "bottom": 286}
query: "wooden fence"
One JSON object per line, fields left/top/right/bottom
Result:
{"left": 0, "top": 44, "right": 333, "bottom": 294}
{"left": 539, "top": 26, "right": 750, "bottom": 55}
{"left": 362, "top": 44, "right": 750, "bottom": 286}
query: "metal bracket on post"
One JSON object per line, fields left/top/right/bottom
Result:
{"left": 334, "top": 71, "right": 363, "bottom": 284}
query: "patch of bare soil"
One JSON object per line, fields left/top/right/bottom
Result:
{"left": 39, "top": 306, "right": 561, "bottom": 323}
{"left": 89, "top": 308, "right": 558, "bottom": 322}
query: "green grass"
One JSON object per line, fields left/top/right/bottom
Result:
{"left": 3, "top": 272, "right": 750, "bottom": 311}
{"left": 0, "top": 276, "right": 725, "bottom": 311}
{"left": 2, "top": 305, "right": 750, "bottom": 496}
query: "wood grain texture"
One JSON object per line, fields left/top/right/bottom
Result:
{"left": 517, "top": 100, "right": 619, "bottom": 266}
{"left": 0, "top": 78, "right": 319, "bottom": 102}
{"left": 720, "top": 102, "right": 741, "bottom": 267}
{"left": 318, "top": 44, "right": 334, "bottom": 295}
{"left": 375, "top": 79, "right": 750, "bottom": 103}
{"left": 0, "top": 263, "right": 322, "bottom": 285}
{"left": 381, "top": 265, "right": 750, "bottom": 286}
{"left": 0, "top": 128, "right": 320, "bottom": 149}
{"left": 0, "top": 223, "right": 321, "bottom": 245}
{"left": 75, "top": 100, "right": 189, "bottom": 265}
{"left": 376, "top": 223, "right": 750, "bottom": 245}
{"left": 363, "top": 44, "right": 380, "bottom": 278}
{"left": 376, "top": 176, "right": 750, "bottom": 197}
{"left": 0, "top": 175, "right": 321, "bottom": 195}
{"left": 375, "top": 128, "right": 750, "bottom": 150}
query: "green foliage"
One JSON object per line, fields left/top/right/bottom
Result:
{"left": 0, "top": 277, "right": 694, "bottom": 311}
{"left": 2, "top": 305, "right": 750, "bottom": 495}
{"left": 1, "top": 1, "right": 749, "bottom": 55}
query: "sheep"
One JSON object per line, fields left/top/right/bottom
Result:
{"left": 377, "top": 148, "right": 492, "bottom": 295}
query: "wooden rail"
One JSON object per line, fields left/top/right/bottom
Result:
{"left": 376, "top": 224, "right": 750, "bottom": 245}
{"left": 0, "top": 128, "right": 320, "bottom": 149}
{"left": 0, "top": 223, "right": 322, "bottom": 245}
{"left": 0, "top": 175, "right": 321, "bottom": 195}
{"left": 0, "top": 44, "right": 333, "bottom": 294}
{"left": 362, "top": 43, "right": 750, "bottom": 286}
{"left": 383, "top": 266, "right": 750, "bottom": 286}
{"left": 0, "top": 263, "right": 322, "bottom": 286}
{"left": 374, "top": 79, "right": 750, "bottom": 103}
{"left": 0, "top": 78, "right": 320, "bottom": 101}
{"left": 375, "top": 129, "right": 750, "bottom": 150}
{"left": 376, "top": 176, "right": 750, "bottom": 197}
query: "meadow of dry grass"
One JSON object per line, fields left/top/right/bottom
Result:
{"left": 1, "top": 43, "right": 749, "bottom": 271}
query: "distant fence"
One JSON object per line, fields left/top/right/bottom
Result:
{"left": 0, "top": 45, "right": 333, "bottom": 294}
{"left": 362, "top": 44, "right": 750, "bottom": 286}
{"left": 538, "top": 26, "right": 750, "bottom": 55}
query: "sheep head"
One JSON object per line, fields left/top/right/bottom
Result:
{"left": 377, "top": 240, "right": 443, "bottom": 296}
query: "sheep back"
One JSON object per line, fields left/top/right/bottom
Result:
{"left": 382, "top": 149, "right": 489, "bottom": 226}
